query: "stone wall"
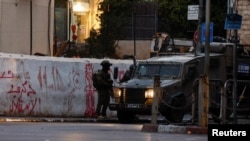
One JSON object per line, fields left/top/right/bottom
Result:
{"left": 237, "top": 0, "right": 250, "bottom": 44}
{"left": 116, "top": 40, "right": 152, "bottom": 60}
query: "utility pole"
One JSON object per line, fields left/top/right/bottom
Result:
{"left": 198, "top": 0, "right": 210, "bottom": 128}
{"left": 68, "top": 1, "right": 72, "bottom": 55}
{"left": 230, "top": 0, "right": 238, "bottom": 124}
{"left": 151, "top": 75, "right": 160, "bottom": 124}
{"left": 30, "top": 0, "right": 33, "bottom": 55}
{"left": 196, "top": 0, "right": 203, "bottom": 56}
{"left": 132, "top": 0, "right": 136, "bottom": 58}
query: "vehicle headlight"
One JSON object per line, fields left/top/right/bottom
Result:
{"left": 145, "top": 89, "right": 154, "bottom": 98}
{"left": 113, "top": 87, "right": 121, "bottom": 98}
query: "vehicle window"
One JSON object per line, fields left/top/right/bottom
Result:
{"left": 187, "top": 66, "right": 196, "bottom": 79}
{"left": 139, "top": 65, "right": 147, "bottom": 76}
{"left": 137, "top": 64, "right": 180, "bottom": 78}
{"left": 138, "top": 65, "right": 160, "bottom": 77}
{"left": 160, "top": 64, "right": 180, "bottom": 77}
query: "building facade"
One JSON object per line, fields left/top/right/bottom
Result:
{"left": 0, "top": 0, "right": 249, "bottom": 59}
{"left": 0, "top": 0, "right": 100, "bottom": 56}
{"left": 0, "top": 0, "right": 55, "bottom": 55}
{"left": 237, "top": 0, "right": 250, "bottom": 45}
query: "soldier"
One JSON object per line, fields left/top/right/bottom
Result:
{"left": 120, "top": 65, "right": 134, "bottom": 83}
{"left": 95, "top": 60, "right": 113, "bottom": 119}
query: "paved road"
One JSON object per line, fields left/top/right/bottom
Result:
{"left": 0, "top": 122, "right": 207, "bottom": 141}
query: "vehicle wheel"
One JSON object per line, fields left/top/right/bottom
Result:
{"left": 164, "top": 96, "right": 186, "bottom": 123}
{"left": 117, "top": 111, "right": 135, "bottom": 123}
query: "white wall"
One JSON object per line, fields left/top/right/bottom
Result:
{"left": 0, "top": 52, "right": 133, "bottom": 117}
{"left": 0, "top": 0, "right": 54, "bottom": 56}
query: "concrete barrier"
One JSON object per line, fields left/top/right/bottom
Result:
{"left": 0, "top": 53, "right": 133, "bottom": 118}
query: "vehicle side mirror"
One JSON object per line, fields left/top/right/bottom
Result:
{"left": 113, "top": 67, "right": 118, "bottom": 80}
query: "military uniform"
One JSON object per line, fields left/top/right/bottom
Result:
{"left": 120, "top": 65, "right": 134, "bottom": 83}
{"left": 95, "top": 60, "right": 113, "bottom": 119}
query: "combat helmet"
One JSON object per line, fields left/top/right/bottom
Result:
{"left": 100, "top": 60, "right": 112, "bottom": 66}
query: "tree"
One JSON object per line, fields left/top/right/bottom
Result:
{"left": 157, "top": 0, "right": 227, "bottom": 38}
{"left": 157, "top": 0, "right": 190, "bottom": 38}
{"left": 85, "top": 0, "right": 228, "bottom": 58}
{"left": 85, "top": 0, "right": 135, "bottom": 58}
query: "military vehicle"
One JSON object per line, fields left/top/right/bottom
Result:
{"left": 110, "top": 42, "right": 250, "bottom": 124}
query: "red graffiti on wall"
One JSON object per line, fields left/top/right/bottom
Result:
{"left": 37, "top": 66, "right": 66, "bottom": 91}
{"left": 3, "top": 61, "right": 41, "bottom": 115}
{"left": 0, "top": 70, "right": 14, "bottom": 78}
{"left": 83, "top": 63, "right": 96, "bottom": 117}
{"left": 51, "top": 66, "right": 65, "bottom": 91}
{"left": 38, "top": 65, "right": 82, "bottom": 113}
{"left": 67, "top": 69, "right": 81, "bottom": 112}
{"left": 7, "top": 80, "right": 40, "bottom": 115}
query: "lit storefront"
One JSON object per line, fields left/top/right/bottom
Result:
{"left": 72, "top": 0, "right": 90, "bottom": 43}
{"left": 54, "top": 0, "right": 100, "bottom": 57}
{"left": 54, "top": 0, "right": 100, "bottom": 43}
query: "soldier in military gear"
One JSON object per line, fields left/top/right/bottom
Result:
{"left": 120, "top": 64, "right": 134, "bottom": 83}
{"left": 95, "top": 60, "right": 113, "bottom": 119}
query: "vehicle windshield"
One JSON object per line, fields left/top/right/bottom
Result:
{"left": 135, "top": 63, "right": 181, "bottom": 78}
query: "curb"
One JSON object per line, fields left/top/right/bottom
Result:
{"left": 141, "top": 124, "right": 207, "bottom": 134}
{"left": 141, "top": 124, "right": 158, "bottom": 132}
{"left": 186, "top": 126, "right": 208, "bottom": 134}
{"left": 0, "top": 117, "right": 117, "bottom": 123}
{"left": 1, "top": 117, "right": 208, "bottom": 134}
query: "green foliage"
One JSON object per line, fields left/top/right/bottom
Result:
{"left": 85, "top": 0, "right": 228, "bottom": 58}
{"left": 157, "top": 0, "right": 190, "bottom": 37}
{"left": 157, "top": 0, "right": 227, "bottom": 38}
{"left": 85, "top": 0, "right": 135, "bottom": 58}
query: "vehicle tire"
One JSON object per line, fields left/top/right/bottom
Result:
{"left": 117, "top": 111, "right": 135, "bottom": 123}
{"left": 163, "top": 96, "right": 186, "bottom": 123}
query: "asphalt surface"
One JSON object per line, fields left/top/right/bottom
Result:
{"left": 0, "top": 115, "right": 208, "bottom": 134}
{"left": 0, "top": 122, "right": 208, "bottom": 141}
{"left": 1, "top": 114, "right": 250, "bottom": 137}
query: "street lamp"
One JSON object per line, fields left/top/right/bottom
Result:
{"left": 73, "top": 0, "right": 90, "bottom": 12}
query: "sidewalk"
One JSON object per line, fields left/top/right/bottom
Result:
{"left": 141, "top": 123, "right": 207, "bottom": 134}
{"left": 0, "top": 116, "right": 116, "bottom": 123}
{"left": 0, "top": 116, "right": 207, "bottom": 134}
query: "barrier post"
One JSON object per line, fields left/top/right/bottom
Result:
{"left": 151, "top": 75, "right": 160, "bottom": 124}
